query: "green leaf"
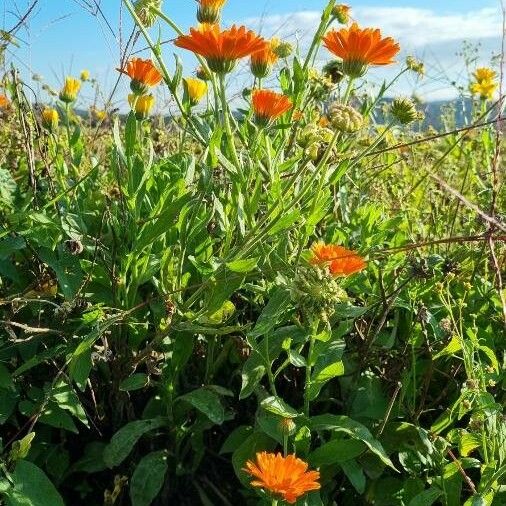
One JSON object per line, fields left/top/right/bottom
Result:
{"left": 4, "top": 460, "right": 64, "bottom": 506}
{"left": 51, "top": 380, "right": 89, "bottom": 427}
{"left": 408, "top": 487, "right": 442, "bottom": 506}
{"left": 0, "top": 364, "right": 14, "bottom": 390}
{"left": 434, "top": 335, "right": 462, "bottom": 359}
{"left": 341, "top": 459, "right": 366, "bottom": 494}
{"left": 9, "top": 433, "right": 35, "bottom": 462}
{"left": 178, "top": 387, "right": 224, "bottom": 425}
{"left": 232, "top": 432, "right": 275, "bottom": 486}
{"left": 103, "top": 418, "right": 166, "bottom": 468}
{"left": 310, "top": 414, "right": 396, "bottom": 470}
{"left": 261, "top": 396, "right": 299, "bottom": 419}
{"left": 226, "top": 257, "right": 258, "bottom": 273}
{"left": 119, "top": 374, "right": 149, "bottom": 392}
{"left": 307, "top": 340, "right": 346, "bottom": 400}
{"left": 135, "top": 193, "right": 192, "bottom": 253}
{"left": 130, "top": 451, "right": 168, "bottom": 506}
{"left": 249, "top": 289, "right": 292, "bottom": 338}
{"left": 309, "top": 438, "right": 365, "bottom": 467}
{"left": 220, "top": 426, "right": 253, "bottom": 454}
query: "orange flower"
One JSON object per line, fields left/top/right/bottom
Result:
{"left": 244, "top": 452, "right": 320, "bottom": 504}
{"left": 310, "top": 242, "right": 366, "bottom": 276}
{"left": 118, "top": 58, "right": 163, "bottom": 94}
{"left": 251, "top": 89, "right": 292, "bottom": 126}
{"left": 250, "top": 38, "right": 279, "bottom": 78}
{"left": 197, "top": 0, "right": 227, "bottom": 23}
{"left": 0, "top": 94, "right": 9, "bottom": 109}
{"left": 322, "top": 23, "right": 400, "bottom": 78}
{"left": 174, "top": 24, "right": 265, "bottom": 74}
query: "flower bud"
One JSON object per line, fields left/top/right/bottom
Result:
{"left": 134, "top": 0, "right": 163, "bottom": 27}
{"left": 278, "top": 417, "right": 296, "bottom": 436}
{"left": 390, "top": 97, "right": 423, "bottom": 125}
{"left": 42, "top": 107, "right": 59, "bottom": 131}
{"left": 128, "top": 93, "right": 155, "bottom": 120}
{"left": 197, "top": 0, "right": 226, "bottom": 24}
{"left": 184, "top": 77, "right": 207, "bottom": 106}
{"left": 332, "top": 4, "right": 350, "bottom": 24}
{"left": 328, "top": 103, "right": 363, "bottom": 132}
{"left": 59, "top": 77, "right": 81, "bottom": 103}
{"left": 80, "top": 69, "right": 90, "bottom": 81}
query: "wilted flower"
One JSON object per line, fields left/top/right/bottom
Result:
{"left": 328, "top": 103, "right": 363, "bottom": 132}
{"left": 118, "top": 58, "right": 163, "bottom": 94}
{"left": 251, "top": 89, "right": 292, "bottom": 126}
{"left": 133, "top": 0, "right": 162, "bottom": 27}
{"left": 42, "top": 107, "right": 59, "bottom": 130}
{"left": 323, "top": 23, "right": 400, "bottom": 78}
{"left": 272, "top": 40, "right": 293, "bottom": 59}
{"left": 175, "top": 24, "right": 265, "bottom": 74}
{"left": 250, "top": 38, "right": 279, "bottom": 78}
{"left": 184, "top": 77, "right": 207, "bottom": 106}
{"left": 332, "top": 4, "right": 351, "bottom": 24}
{"left": 405, "top": 56, "right": 425, "bottom": 76}
{"left": 244, "top": 452, "right": 320, "bottom": 504}
{"left": 323, "top": 60, "right": 345, "bottom": 84}
{"left": 195, "top": 66, "right": 211, "bottom": 81}
{"left": 128, "top": 93, "right": 155, "bottom": 120}
{"left": 59, "top": 77, "right": 81, "bottom": 103}
{"left": 196, "top": 0, "right": 226, "bottom": 24}
{"left": 391, "top": 97, "right": 423, "bottom": 124}
{"left": 80, "top": 69, "right": 90, "bottom": 81}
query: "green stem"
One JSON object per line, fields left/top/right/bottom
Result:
{"left": 219, "top": 73, "right": 240, "bottom": 167}
{"left": 153, "top": 7, "right": 221, "bottom": 123}
{"left": 123, "top": 0, "right": 205, "bottom": 144}
{"left": 304, "top": 320, "right": 319, "bottom": 416}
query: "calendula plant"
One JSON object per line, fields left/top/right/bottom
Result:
{"left": 0, "top": 0, "right": 504, "bottom": 505}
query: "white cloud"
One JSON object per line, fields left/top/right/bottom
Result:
{"left": 242, "top": 6, "right": 503, "bottom": 100}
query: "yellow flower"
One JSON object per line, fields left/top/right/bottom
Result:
{"left": 80, "top": 69, "right": 90, "bottom": 81}
{"left": 59, "top": 77, "right": 81, "bottom": 103}
{"left": 128, "top": 93, "right": 155, "bottom": 120}
{"left": 183, "top": 77, "right": 207, "bottom": 106}
{"left": 470, "top": 79, "right": 497, "bottom": 100}
{"left": 473, "top": 67, "right": 496, "bottom": 83}
{"left": 42, "top": 107, "right": 59, "bottom": 130}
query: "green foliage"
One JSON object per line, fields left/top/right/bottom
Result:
{"left": 0, "top": 1, "right": 504, "bottom": 504}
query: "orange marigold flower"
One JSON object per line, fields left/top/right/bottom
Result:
{"left": 322, "top": 23, "right": 400, "bottom": 78}
{"left": 174, "top": 24, "right": 265, "bottom": 74}
{"left": 118, "top": 58, "right": 163, "bottom": 94}
{"left": 251, "top": 89, "right": 292, "bottom": 126}
{"left": 197, "top": 0, "right": 227, "bottom": 24}
{"left": 310, "top": 242, "right": 366, "bottom": 276}
{"left": 0, "top": 94, "right": 9, "bottom": 109}
{"left": 250, "top": 38, "right": 279, "bottom": 78}
{"left": 244, "top": 452, "right": 320, "bottom": 504}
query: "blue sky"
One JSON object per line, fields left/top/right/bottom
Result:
{"left": 2, "top": 0, "right": 502, "bottom": 106}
